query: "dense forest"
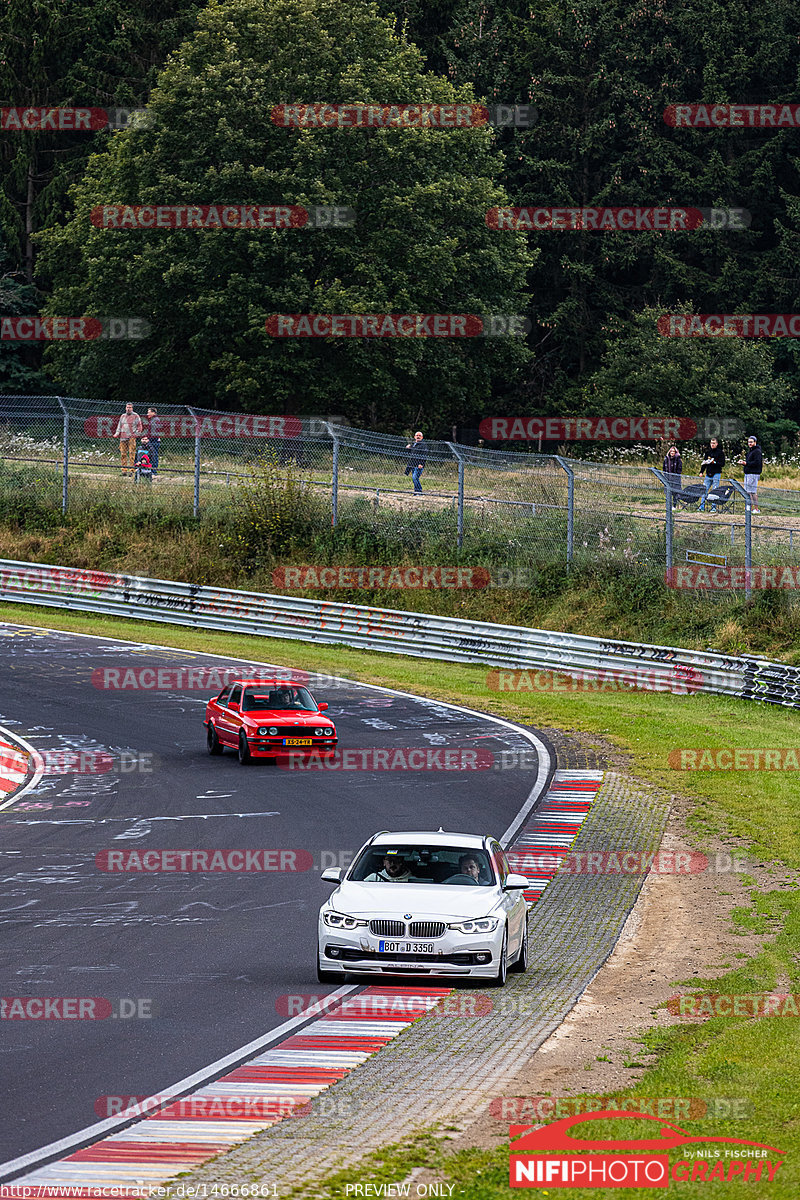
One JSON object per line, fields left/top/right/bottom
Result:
{"left": 2, "top": 0, "right": 800, "bottom": 446}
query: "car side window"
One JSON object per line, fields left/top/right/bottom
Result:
{"left": 228, "top": 685, "right": 242, "bottom": 708}
{"left": 217, "top": 687, "right": 230, "bottom": 706}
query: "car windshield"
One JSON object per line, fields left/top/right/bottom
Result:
{"left": 350, "top": 845, "right": 495, "bottom": 885}
{"left": 241, "top": 685, "right": 317, "bottom": 712}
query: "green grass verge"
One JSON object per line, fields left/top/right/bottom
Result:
{"left": 2, "top": 600, "right": 799, "bottom": 1198}
{"left": 2, "top": 508, "right": 800, "bottom": 662}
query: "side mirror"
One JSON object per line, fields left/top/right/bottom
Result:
{"left": 318, "top": 702, "right": 329, "bottom": 711}
{"left": 321, "top": 867, "right": 342, "bottom": 884}
{"left": 504, "top": 872, "right": 531, "bottom": 889}
{"left": 228, "top": 701, "right": 239, "bottom": 711}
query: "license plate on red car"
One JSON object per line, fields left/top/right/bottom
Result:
{"left": 283, "top": 738, "right": 313, "bottom": 746}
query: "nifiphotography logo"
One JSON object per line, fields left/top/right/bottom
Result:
{"left": 509, "top": 1110, "right": 785, "bottom": 1188}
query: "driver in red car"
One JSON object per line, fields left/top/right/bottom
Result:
{"left": 364, "top": 851, "right": 412, "bottom": 882}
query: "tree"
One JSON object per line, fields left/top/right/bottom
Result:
{"left": 0, "top": 246, "right": 52, "bottom": 391}
{"left": 415, "top": 0, "right": 800, "bottom": 411}
{"left": 374, "top": 0, "right": 460, "bottom": 76}
{"left": 579, "top": 306, "right": 796, "bottom": 454}
{"left": 0, "top": 0, "right": 202, "bottom": 281}
{"left": 37, "top": 0, "right": 533, "bottom": 429}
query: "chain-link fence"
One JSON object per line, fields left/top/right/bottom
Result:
{"left": 3, "top": 394, "right": 800, "bottom": 588}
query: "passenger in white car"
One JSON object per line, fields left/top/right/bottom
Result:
{"left": 364, "top": 852, "right": 412, "bottom": 882}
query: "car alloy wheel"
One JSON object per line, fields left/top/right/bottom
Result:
{"left": 207, "top": 724, "right": 222, "bottom": 756}
{"left": 489, "top": 926, "right": 508, "bottom": 987}
{"left": 238, "top": 731, "right": 252, "bottom": 764}
{"left": 317, "top": 949, "right": 340, "bottom": 984}
{"left": 510, "top": 918, "right": 528, "bottom": 973}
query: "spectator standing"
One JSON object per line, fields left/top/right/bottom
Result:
{"left": 113, "top": 402, "right": 143, "bottom": 477}
{"left": 145, "top": 407, "right": 161, "bottom": 477}
{"left": 698, "top": 437, "right": 725, "bottom": 513}
{"left": 735, "top": 435, "right": 763, "bottom": 514}
{"left": 663, "top": 444, "right": 683, "bottom": 507}
{"left": 404, "top": 431, "right": 426, "bottom": 494}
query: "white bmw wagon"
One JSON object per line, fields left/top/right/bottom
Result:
{"left": 317, "top": 830, "right": 531, "bottom": 986}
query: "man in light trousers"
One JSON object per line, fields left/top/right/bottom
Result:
{"left": 113, "top": 403, "right": 143, "bottom": 477}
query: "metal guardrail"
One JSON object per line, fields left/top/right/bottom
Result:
{"left": 0, "top": 559, "right": 797, "bottom": 709}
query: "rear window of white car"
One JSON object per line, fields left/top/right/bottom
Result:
{"left": 350, "top": 845, "right": 495, "bottom": 885}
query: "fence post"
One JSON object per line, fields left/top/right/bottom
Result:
{"left": 328, "top": 423, "right": 339, "bottom": 527}
{"left": 446, "top": 442, "right": 465, "bottom": 548}
{"left": 187, "top": 406, "right": 201, "bottom": 516}
{"left": 726, "top": 479, "right": 752, "bottom": 600}
{"left": 650, "top": 468, "right": 672, "bottom": 571}
{"left": 56, "top": 397, "right": 69, "bottom": 514}
{"left": 553, "top": 456, "right": 574, "bottom": 564}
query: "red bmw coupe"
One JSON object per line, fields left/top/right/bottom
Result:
{"left": 204, "top": 678, "right": 338, "bottom": 764}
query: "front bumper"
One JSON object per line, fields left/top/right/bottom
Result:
{"left": 249, "top": 739, "right": 338, "bottom": 760}
{"left": 203, "top": 721, "right": 338, "bottom": 758}
{"left": 318, "top": 928, "right": 502, "bottom": 978}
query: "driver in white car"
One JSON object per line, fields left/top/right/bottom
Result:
{"left": 458, "top": 855, "right": 482, "bottom": 881}
{"left": 364, "top": 851, "right": 412, "bottom": 882}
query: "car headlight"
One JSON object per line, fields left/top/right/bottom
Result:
{"left": 268, "top": 727, "right": 278, "bottom": 735}
{"left": 447, "top": 917, "right": 500, "bottom": 934}
{"left": 314, "top": 728, "right": 328, "bottom": 736}
{"left": 257, "top": 727, "right": 268, "bottom": 735}
{"left": 323, "top": 911, "right": 368, "bottom": 929}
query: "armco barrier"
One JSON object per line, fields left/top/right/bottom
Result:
{"left": 0, "top": 558, "right": 797, "bottom": 707}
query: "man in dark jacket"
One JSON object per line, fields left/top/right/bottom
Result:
{"left": 404, "top": 431, "right": 426, "bottom": 493}
{"left": 699, "top": 438, "right": 725, "bottom": 512}
{"left": 735, "top": 436, "right": 763, "bottom": 514}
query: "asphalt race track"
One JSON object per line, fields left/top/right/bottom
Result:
{"left": 0, "top": 623, "right": 549, "bottom": 1164}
